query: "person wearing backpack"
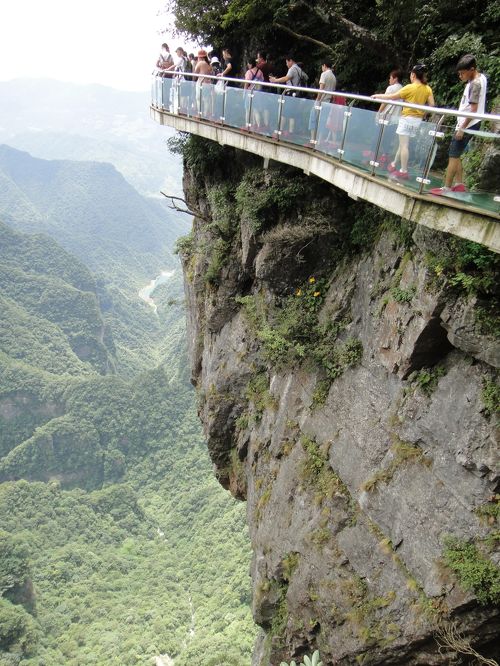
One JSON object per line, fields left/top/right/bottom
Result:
{"left": 270, "top": 54, "right": 307, "bottom": 135}
{"left": 244, "top": 58, "right": 265, "bottom": 128}
{"left": 156, "top": 43, "right": 174, "bottom": 78}
{"left": 270, "top": 54, "right": 306, "bottom": 96}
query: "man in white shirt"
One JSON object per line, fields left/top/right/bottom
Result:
{"left": 317, "top": 61, "right": 336, "bottom": 103}
{"left": 309, "top": 61, "right": 337, "bottom": 141}
{"left": 430, "top": 54, "right": 487, "bottom": 195}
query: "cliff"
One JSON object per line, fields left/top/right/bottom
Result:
{"left": 178, "top": 138, "right": 500, "bottom": 665}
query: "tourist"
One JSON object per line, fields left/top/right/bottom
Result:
{"left": 372, "top": 68, "right": 404, "bottom": 163}
{"left": 372, "top": 63, "right": 435, "bottom": 181}
{"left": 256, "top": 51, "right": 273, "bottom": 84}
{"left": 270, "top": 54, "right": 306, "bottom": 134}
{"left": 430, "top": 54, "right": 488, "bottom": 195}
{"left": 194, "top": 49, "right": 213, "bottom": 115}
{"left": 156, "top": 43, "right": 173, "bottom": 76}
{"left": 221, "top": 48, "right": 234, "bottom": 78}
{"left": 269, "top": 54, "right": 303, "bottom": 92}
{"left": 210, "top": 55, "right": 223, "bottom": 76}
{"left": 309, "top": 61, "right": 336, "bottom": 141}
{"left": 244, "top": 58, "right": 265, "bottom": 128}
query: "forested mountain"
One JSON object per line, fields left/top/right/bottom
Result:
{"left": 0, "top": 116, "right": 255, "bottom": 660}
{"left": 0, "top": 79, "right": 182, "bottom": 197}
{"left": 0, "top": 145, "right": 185, "bottom": 287}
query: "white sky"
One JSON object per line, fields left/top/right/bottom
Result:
{"left": 0, "top": 0, "right": 199, "bottom": 92}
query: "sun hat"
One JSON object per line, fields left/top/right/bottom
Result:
{"left": 197, "top": 49, "right": 208, "bottom": 58}
{"left": 210, "top": 56, "right": 220, "bottom": 64}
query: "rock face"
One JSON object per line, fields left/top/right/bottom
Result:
{"left": 179, "top": 143, "right": 500, "bottom": 665}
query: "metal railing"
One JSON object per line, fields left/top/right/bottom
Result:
{"left": 152, "top": 72, "right": 500, "bottom": 214}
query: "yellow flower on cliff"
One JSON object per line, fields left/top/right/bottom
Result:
{"left": 295, "top": 288, "right": 302, "bottom": 296}
{"left": 313, "top": 291, "right": 321, "bottom": 297}
{"left": 309, "top": 277, "right": 316, "bottom": 284}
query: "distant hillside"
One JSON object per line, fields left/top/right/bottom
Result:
{"left": 0, "top": 183, "right": 254, "bottom": 666}
{"left": 0, "top": 144, "right": 188, "bottom": 288}
{"left": 0, "top": 79, "right": 182, "bottom": 197}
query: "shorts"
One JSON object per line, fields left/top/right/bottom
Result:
{"left": 396, "top": 116, "right": 422, "bottom": 137}
{"left": 449, "top": 124, "right": 479, "bottom": 158}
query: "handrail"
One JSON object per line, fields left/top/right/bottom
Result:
{"left": 155, "top": 72, "right": 500, "bottom": 124}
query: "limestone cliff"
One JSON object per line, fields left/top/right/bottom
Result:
{"left": 178, "top": 139, "right": 500, "bottom": 665}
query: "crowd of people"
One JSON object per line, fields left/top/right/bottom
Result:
{"left": 155, "top": 45, "right": 489, "bottom": 194}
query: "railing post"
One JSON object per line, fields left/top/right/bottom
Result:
{"left": 338, "top": 100, "right": 354, "bottom": 162}
{"left": 246, "top": 91, "right": 254, "bottom": 130}
{"left": 197, "top": 82, "right": 203, "bottom": 118}
{"left": 274, "top": 91, "right": 286, "bottom": 141}
{"left": 176, "top": 76, "right": 181, "bottom": 114}
{"left": 310, "top": 102, "right": 321, "bottom": 149}
{"left": 416, "top": 114, "right": 446, "bottom": 194}
{"left": 220, "top": 81, "right": 227, "bottom": 125}
{"left": 370, "top": 117, "right": 387, "bottom": 175}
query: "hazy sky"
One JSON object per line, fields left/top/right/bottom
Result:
{"left": 0, "top": 0, "right": 198, "bottom": 91}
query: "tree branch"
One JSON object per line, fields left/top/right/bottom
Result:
{"left": 160, "top": 192, "right": 209, "bottom": 223}
{"left": 435, "top": 621, "right": 499, "bottom": 666}
{"left": 274, "top": 22, "right": 336, "bottom": 56}
{"left": 294, "top": 0, "right": 398, "bottom": 59}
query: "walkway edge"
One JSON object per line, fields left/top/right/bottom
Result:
{"left": 151, "top": 106, "right": 500, "bottom": 254}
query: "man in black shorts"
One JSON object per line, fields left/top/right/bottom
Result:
{"left": 430, "top": 54, "right": 487, "bottom": 195}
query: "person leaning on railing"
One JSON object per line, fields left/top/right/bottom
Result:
{"left": 372, "top": 63, "right": 435, "bottom": 181}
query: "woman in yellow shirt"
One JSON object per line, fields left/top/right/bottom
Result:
{"left": 372, "top": 64, "right": 435, "bottom": 180}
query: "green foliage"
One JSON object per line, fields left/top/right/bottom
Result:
{"left": 300, "top": 436, "right": 349, "bottom": 502}
{"left": 0, "top": 597, "right": 39, "bottom": 657}
{"left": 312, "top": 336, "right": 363, "bottom": 381}
{"left": 0, "top": 531, "right": 31, "bottom": 599}
{"left": 238, "top": 281, "right": 362, "bottom": 383}
{"left": 270, "top": 584, "right": 289, "bottom": 638}
{"left": 461, "top": 145, "right": 483, "bottom": 191}
{"left": 390, "top": 285, "right": 416, "bottom": 303}
{"left": 207, "top": 184, "right": 238, "bottom": 237}
{"left": 245, "top": 372, "right": 274, "bottom": 418}
{"left": 204, "top": 238, "right": 231, "bottom": 286}
{"left": 180, "top": 135, "right": 228, "bottom": 173}
{"left": 349, "top": 207, "right": 411, "bottom": 252}
{"left": 481, "top": 378, "right": 500, "bottom": 417}
{"left": 235, "top": 168, "right": 308, "bottom": 234}
{"left": 426, "top": 238, "right": 499, "bottom": 296}
{"left": 281, "top": 553, "right": 299, "bottom": 582}
{"left": 409, "top": 365, "right": 447, "bottom": 396}
{"left": 442, "top": 537, "right": 500, "bottom": 605}
{"left": 311, "top": 379, "right": 330, "bottom": 409}
{"left": 170, "top": 0, "right": 498, "bottom": 107}
{"left": 475, "top": 302, "right": 500, "bottom": 339}
{"left": 175, "top": 231, "right": 195, "bottom": 257}
{"left": 475, "top": 496, "right": 500, "bottom": 526}
{"left": 0, "top": 167, "right": 255, "bottom": 666}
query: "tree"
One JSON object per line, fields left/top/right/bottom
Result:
{"left": 167, "top": 0, "right": 499, "bottom": 103}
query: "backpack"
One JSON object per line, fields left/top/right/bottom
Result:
{"left": 290, "top": 64, "right": 309, "bottom": 96}
{"left": 297, "top": 67, "right": 309, "bottom": 88}
{"left": 184, "top": 56, "right": 193, "bottom": 74}
{"left": 211, "top": 62, "right": 223, "bottom": 76}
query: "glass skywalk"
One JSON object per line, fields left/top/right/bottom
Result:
{"left": 152, "top": 74, "right": 500, "bottom": 217}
